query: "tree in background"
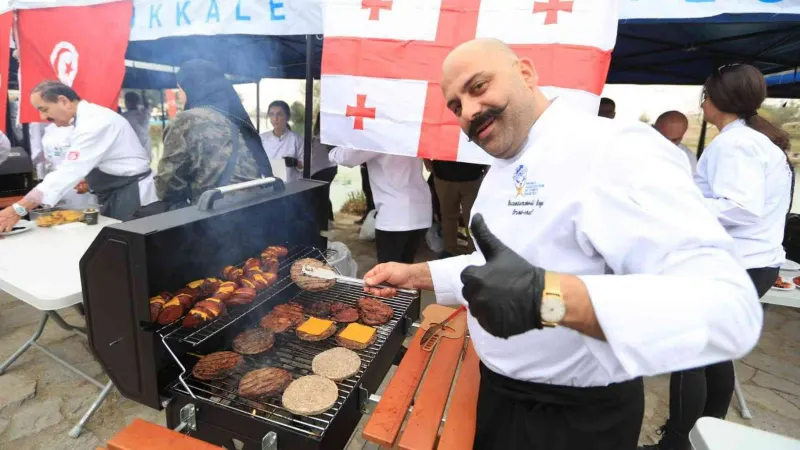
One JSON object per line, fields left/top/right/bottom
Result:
{"left": 759, "top": 100, "right": 800, "bottom": 128}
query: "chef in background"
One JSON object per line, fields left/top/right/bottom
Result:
{"left": 0, "top": 129, "right": 10, "bottom": 166}
{"left": 0, "top": 80, "right": 157, "bottom": 231}
{"left": 363, "top": 38, "right": 762, "bottom": 450}
{"left": 121, "top": 91, "right": 152, "bottom": 154}
{"left": 642, "top": 64, "right": 792, "bottom": 450}
{"left": 654, "top": 110, "right": 697, "bottom": 174}
{"left": 329, "top": 147, "right": 432, "bottom": 264}
{"left": 260, "top": 100, "right": 302, "bottom": 183}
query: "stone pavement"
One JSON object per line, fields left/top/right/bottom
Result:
{"left": 0, "top": 214, "right": 797, "bottom": 449}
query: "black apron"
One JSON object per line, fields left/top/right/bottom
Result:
{"left": 475, "top": 363, "right": 644, "bottom": 450}
{"left": 85, "top": 168, "right": 151, "bottom": 221}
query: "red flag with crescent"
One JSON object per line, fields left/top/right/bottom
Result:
{"left": 17, "top": 2, "right": 133, "bottom": 123}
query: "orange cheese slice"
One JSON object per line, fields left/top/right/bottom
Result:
{"left": 187, "top": 280, "right": 205, "bottom": 289}
{"left": 149, "top": 296, "right": 166, "bottom": 305}
{"left": 297, "top": 317, "right": 334, "bottom": 336}
{"left": 190, "top": 309, "right": 209, "bottom": 320}
{"left": 338, "top": 323, "right": 376, "bottom": 344}
{"left": 164, "top": 298, "right": 182, "bottom": 308}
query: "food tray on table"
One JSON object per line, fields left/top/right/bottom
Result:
{"left": 29, "top": 207, "right": 86, "bottom": 227}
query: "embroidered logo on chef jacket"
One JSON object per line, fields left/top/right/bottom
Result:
{"left": 509, "top": 164, "right": 544, "bottom": 216}
{"left": 67, "top": 151, "right": 79, "bottom": 161}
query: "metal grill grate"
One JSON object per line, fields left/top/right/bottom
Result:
{"left": 158, "top": 245, "right": 325, "bottom": 346}
{"left": 167, "top": 278, "right": 418, "bottom": 439}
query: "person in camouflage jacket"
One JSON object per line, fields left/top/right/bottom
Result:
{"left": 155, "top": 59, "right": 272, "bottom": 205}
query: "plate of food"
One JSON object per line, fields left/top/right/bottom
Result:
{"left": 772, "top": 276, "right": 795, "bottom": 291}
{"left": 0, "top": 220, "right": 35, "bottom": 237}
{"left": 30, "top": 208, "right": 84, "bottom": 227}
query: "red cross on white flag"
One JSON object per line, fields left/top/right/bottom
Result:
{"left": 321, "top": 0, "right": 619, "bottom": 163}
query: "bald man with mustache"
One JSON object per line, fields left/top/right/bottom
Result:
{"left": 363, "top": 39, "right": 761, "bottom": 449}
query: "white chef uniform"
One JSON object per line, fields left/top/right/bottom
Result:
{"left": 429, "top": 99, "right": 761, "bottom": 387}
{"left": 328, "top": 148, "right": 432, "bottom": 233}
{"left": 28, "top": 122, "right": 47, "bottom": 179}
{"left": 32, "top": 101, "right": 158, "bottom": 218}
{"left": 260, "top": 129, "right": 303, "bottom": 183}
{"left": 40, "top": 123, "right": 97, "bottom": 209}
{"left": 0, "top": 130, "right": 9, "bottom": 166}
{"left": 694, "top": 119, "right": 792, "bottom": 269}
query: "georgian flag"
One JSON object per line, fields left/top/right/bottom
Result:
{"left": 321, "top": 0, "right": 619, "bottom": 163}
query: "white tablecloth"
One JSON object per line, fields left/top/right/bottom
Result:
{"left": 0, "top": 217, "right": 119, "bottom": 310}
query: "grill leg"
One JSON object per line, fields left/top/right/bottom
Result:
{"left": 0, "top": 312, "right": 48, "bottom": 375}
{"left": 69, "top": 381, "right": 114, "bottom": 438}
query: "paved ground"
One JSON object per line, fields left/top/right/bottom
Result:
{"left": 0, "top": 213, "right": 798, "bottom": 449}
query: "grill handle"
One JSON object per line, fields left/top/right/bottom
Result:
{"left": 196, "top": 177, "right": 285, "bottom": 211}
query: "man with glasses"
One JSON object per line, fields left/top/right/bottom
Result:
{"left": 655, "top": 111, "right": 696, "bottom": 174}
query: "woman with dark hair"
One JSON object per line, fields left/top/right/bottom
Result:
{"left": 641, "top": 64, "right": 793, "bottom": 450}
{"left": 154, "top": 59, "right": 273, "bottom": 206}
{"left": 260, "top": 100, "right": 303, "bottom": 183}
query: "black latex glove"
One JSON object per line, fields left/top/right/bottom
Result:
{"left": 460, "top": 213, "right": 546, "bottom": 339}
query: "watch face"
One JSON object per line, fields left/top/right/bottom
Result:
{"left": 541, "top": 295, "right": 566, "bottom": 324}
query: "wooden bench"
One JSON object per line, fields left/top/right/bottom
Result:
{"left": 98, "top": 419, "right": 223, "bottom": 450}
{"left": 363, "top": 306, "right": 480, "bottom": 449}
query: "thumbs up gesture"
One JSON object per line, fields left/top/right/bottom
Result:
{"left": 460, "top": 214, "right": 546, "bottom": 339}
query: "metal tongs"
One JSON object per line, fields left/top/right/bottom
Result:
{"left": 420, "top": 305, "right": 466, "bottom": 348}
{"left": 301, "top": 264, "right": 416, "bottom": 294}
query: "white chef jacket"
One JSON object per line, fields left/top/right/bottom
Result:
{"left": 329, "top": 148, "right": 432, "bottom": 232}
{"left": 679, "top": 143, "right": 698, "bottom": 175}
{"left": 260, "top": 129, "right": 302, "bottom": 183}
{"left": 694, "top": 120, "right": 792, "bottom": 269}
{"left": 122, "top": 108, "right": 152, "bottom": 153}
{"left": 0, "top": 131, "right": 9, "bottom": 166}
{"left": 33, "top": 101, "right": 158, "bottom": 208}
{"left": 28, "top": 122, "right": 47, "bottom": 179}
{"left": 429, "top": 99, "right": 762, "bottom": 387}
{"left": 40, "top": 124, "right": 97, "bottom": 209}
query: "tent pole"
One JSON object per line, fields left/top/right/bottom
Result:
{"left": 697, "top": 117, "right": 708, "bottom": 159}
{"left": 160, "top": 90, "right": 166, "bottom": 128}
{"left": 303, "top": 35, "right": 313, "bottom": 179}
{"left": 256, "top": 80, "right": 261, "bottom": 134}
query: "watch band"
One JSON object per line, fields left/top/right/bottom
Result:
{"left": 11, "top": 203, "right": 27, "bottom": 217}
{"left": 543, "top": 271, "right": 561, "bottom": 297}
{"left": 541, "top": 271, "right": 564, "bottom": 328}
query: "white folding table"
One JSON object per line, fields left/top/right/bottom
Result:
{"left": 0, "top": 217, "right": 119, "bottom": 438}
{"left": 690, "top": 417, "right": 800, "bottom": 450}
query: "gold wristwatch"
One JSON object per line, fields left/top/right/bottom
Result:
{"left": 540, "top": 271, "right": 566, "bottom": 327}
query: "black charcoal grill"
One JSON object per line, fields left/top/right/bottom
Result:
{"left": 80, "top": 179, "right": 420, "bottom": 450}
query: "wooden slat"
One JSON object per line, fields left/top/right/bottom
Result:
{"left": 437, "top": 340, "right": 481, "bottom": 450}
{"left": 363, "top": 328, "right": 434, "bottom": 447}
{"left": 398, "top": 315, "right": 467, "bottom": 450}
{"left": 107, "top": 419, "right": 223, "bottom": 450}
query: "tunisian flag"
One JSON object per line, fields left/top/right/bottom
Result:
{"left": 18, "top": 1, "right": 133, "bottom": 124}
{"left": 321, "top": 0, "right": 619, "bottom": 163}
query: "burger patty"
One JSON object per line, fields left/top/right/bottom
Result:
{"left": 357, "top": 297, "right": 394, "bottom": 326}
{"left": 192, "top": 351, "right": 244, "bottom": 381}
{"left": 238, "top": 367, "right": 293, "bottom": 401}
{"left": 260, "top": 302, "right": 305, "bottom": 333}
{"left": 308, "top": 301, "right": 331, "bottom": 318}
{"left": 330, "top": 302, "right": 359, "bottom": 323}
{"left": 290, "top": 258, "right": 336, "bottom": 292}
{"left": 232, "top": 328, "right": 276, "bottom": 355}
